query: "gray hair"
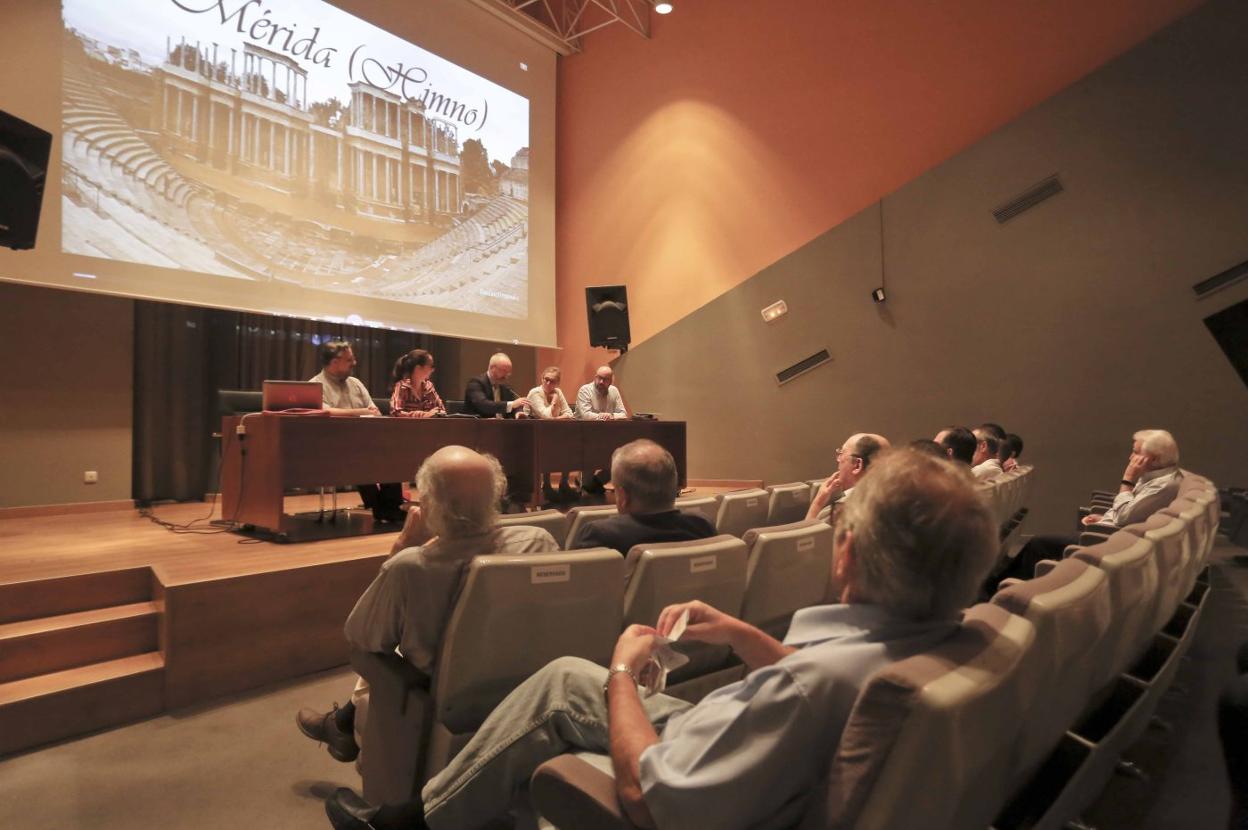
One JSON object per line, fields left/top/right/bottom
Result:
{"left": 611, "top": 439, "right": 678, "bottom": 512}
{"left": 488, "top": 352, "right": 511, "bottom": 368}
{"left": 1134, "top": 429, "right": 1180, "bottom": 467}
{"left": 836, "top": 448, "right": 998, "bottom": 621}
{"left": 416, "top": 451, "right": 507, "bottom": 538}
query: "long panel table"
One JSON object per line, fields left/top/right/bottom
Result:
{"left": 219, "top": 415, "right": 686, "bottom": 540}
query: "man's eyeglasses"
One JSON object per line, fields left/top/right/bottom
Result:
{"left": 836, "top": 447, "right": 863, "bottom": 461}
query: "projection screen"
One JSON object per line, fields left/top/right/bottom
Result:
{"left": 0, "top": 0, "right": 557, "bottom": 346}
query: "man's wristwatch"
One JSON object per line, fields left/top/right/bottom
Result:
{"left": 603, "top": 663, "right": 639, "bottom": 701}
{"left": 1121, "top": 479, "right": 1136, "bottom": 487}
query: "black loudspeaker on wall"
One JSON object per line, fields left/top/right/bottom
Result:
{"left": 586, "top": 285, "right": 631, "bottom": 352}
{"left": 0, "top": 110, "right": 53, "bottom": 251}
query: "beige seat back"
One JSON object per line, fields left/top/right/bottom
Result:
{"left": 714, "top": 488, "right": 769, "bottom": 537}
{"left": 991, "top": 558, "right": 1112, "bottom": 779}
{"left": 1123, "top": 513, "right": 1191, "bottom": 631}
{"left": 624, "top": 535, "right": 748, "bottom": 679}
{"left": 1070, "top": 531, "right": 1159, "bottom": 676}
{"left": 674, "top": 494, "right": 721, "bottom": 526}
{"left": 433, "top": 550, "right": 624, "bottom": 734}
{"left": 739, "top": 520, "right": 835, "bottom": 639}
{"left": 806, "top": 604, "right": 1038, "bottom": 830}
{"left": 765, "top": 482, "right": 814, "bottom": 526}
{"left": 563, "top": 504, "right": 619, "bottom": 548}
{"left": 497, "top": 508, "right": 569, "bottom": 543}
{"left": 1161, "top": 498, "right": 1210, "bottom": 595}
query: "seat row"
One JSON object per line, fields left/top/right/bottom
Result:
{"left": 529, "top": 471, "right": 1219, "bottom": 830}
{"left": 353, "top": 518, "right": 837, "bottom": 806}
{"left": 507, "top": 467, "right": 1034, "bottom": 552}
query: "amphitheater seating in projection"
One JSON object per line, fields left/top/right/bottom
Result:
{"left": 59, "top": 64, "right": 529, "bottom": 315}
{"left": 524, "top": 470, "right": 1219, "bottom": 830}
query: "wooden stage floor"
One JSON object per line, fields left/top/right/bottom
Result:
{"left": 0, "top": 494, "right": 391, "bottom": 588}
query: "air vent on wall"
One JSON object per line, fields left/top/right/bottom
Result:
{"left": 992, "top": 175, "right": 1064, "bottom": 224}
{"left": 776, "top": 349, "right": 831, "bottom": 385}
{"left": 1193, "top": 259, "right": 1248, "bottom": 298}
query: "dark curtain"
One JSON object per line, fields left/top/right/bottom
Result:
{"left": 134, "top": 300, "right": 450, "bottom": 502}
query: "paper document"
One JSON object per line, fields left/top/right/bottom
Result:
{"left": 643, "top": 609, "right": 691, "bottom": 698}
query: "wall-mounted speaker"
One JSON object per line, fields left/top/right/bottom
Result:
{"left": 0, "top": 110, "right": 52, "bottom": 251}
{"left": 586, "top": 285, "right": 631, "bottom": 352}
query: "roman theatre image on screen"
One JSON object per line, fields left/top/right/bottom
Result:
{"left": 60, "top": 0, "right": 531, "bottom": 319}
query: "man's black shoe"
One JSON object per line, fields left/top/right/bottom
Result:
{"left": 296, "top": 705, "right": 359, "bottom": 762}
{"left": 325, "top": 788, "right": 380, "bottom": 830}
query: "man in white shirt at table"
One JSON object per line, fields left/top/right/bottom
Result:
{"left": 576, "top": 366, "right": 628, "bottom": 420}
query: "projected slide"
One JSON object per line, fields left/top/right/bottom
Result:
{"left": 60, "top": 0, "right": 531, "bottom": 319}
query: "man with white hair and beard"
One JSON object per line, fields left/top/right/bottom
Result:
{"left": 296, "top": 446, "right": 557, "bottom": 763}
{"left": 324, "top": 448, "right": 999, "bottom": 830}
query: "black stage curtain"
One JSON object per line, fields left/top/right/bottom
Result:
{"left": 133, "top": 301, "right": 445, "bottom": 503}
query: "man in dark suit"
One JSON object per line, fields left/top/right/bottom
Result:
{"left": 570, "top": 439, "right": 715, "bottom": 554}
{"left": 463, "top": 352, "right": 532, "bottom": 418}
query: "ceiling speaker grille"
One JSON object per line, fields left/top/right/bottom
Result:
{"left": 993, "top": 175, "right": 1063, "bottom": 224}
{"left": 776, "top": 349, "right": 831, "bottom": 385}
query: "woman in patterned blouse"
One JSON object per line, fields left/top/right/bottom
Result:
{"left": 389, "top": 349, "right": 446, "bottom": 417}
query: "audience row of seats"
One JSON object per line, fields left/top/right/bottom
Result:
{"left": 353, "top": 518, "right": 836, "bottom": 806}
{"left": 528, "top": 471, "right": 1218, "bottom": 830}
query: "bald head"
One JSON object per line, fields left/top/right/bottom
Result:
{"left": 487, "top": 353, "right": 513, "bottom": 383}
{"left": 611, "top": 438, "right": 679, "bottom": 514}
{"left": 415, "top": 446, "right": 506, "bottom": 538}
{"left": 837, "top": 432, "right": 890, "bottom": 490}
{"left": 593, "top": 365, "right": 614, "bottom": 395}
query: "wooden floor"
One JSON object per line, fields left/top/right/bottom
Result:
{"left": 0, "top": 494, "right": 391, "bottom": 588}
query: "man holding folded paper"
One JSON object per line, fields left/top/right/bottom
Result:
{"left": 325, "top": 448, "right": 999, "bottom": 830}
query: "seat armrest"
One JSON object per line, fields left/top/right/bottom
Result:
{"left": 1078, "top": 527, "right": 1115, "bottom": 546}
{"left": 1033, "top": 559, "right": 1059, "bottom": 578}
{"left": 349, "top": 648, "right": 433, "bottom": 805}
{"left": 531, "top": 755, "right": 636, "bottom": 830}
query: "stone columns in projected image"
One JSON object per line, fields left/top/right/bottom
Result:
{"left": 345, "top": 82, "right": 461, "bottom": 222}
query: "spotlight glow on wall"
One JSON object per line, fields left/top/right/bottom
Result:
{"left": 655, "top": 2, "right": 674, "bottom": 14}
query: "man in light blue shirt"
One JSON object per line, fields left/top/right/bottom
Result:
{"left": 324, "top": 448, "right": 1000, "bottom": 830}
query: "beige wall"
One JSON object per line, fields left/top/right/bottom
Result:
{"left": 1, "top": 283, "right": 134, "bottom": 507}
{"left": 614, "top": 0, "right": 1248, "bottom": 532}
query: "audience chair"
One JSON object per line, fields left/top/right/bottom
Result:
{"left": 496, "top": 508, "right": 571, "bottom": 543}
{"left": 354, "top": 549, "right": 624, "bottom": 803}
{"left": 531, "top": 604, "right": 1039, "bottom": 830}
{"left": 623, "top": 535, "right": 748, "bottom": 700}
{"left": 564, "top": 503, "right": 620, "bottom": 548}
{"left": 765, "top": 482, "right": 814, "bottom": 526}
{"left": 713, "top": 488, "right": 770, "bottom": 538}
{"left": 991, "top": 558, "right": 1113, "bottom": 785}
{"left": 674, "top": 494, "right": 721, "bottom": 526}
{"left": 804, "top": 603, "right": 1040, "bottom": 830}
{"left": 739, "top": 519, "right": 835, "bottom": 640}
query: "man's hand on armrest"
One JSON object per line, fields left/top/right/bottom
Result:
{"left": 656, "top": 600, "right": 795, "bottom": 673}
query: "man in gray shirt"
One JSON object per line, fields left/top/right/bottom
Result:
{"left": 309, "top": 340, "right": 403, "bottom": 523}
{"left": 297, "top": 446, "right": 557, "bottom": 763}
{"left": 575, "top": 365, "right": 628, "bottom": 420}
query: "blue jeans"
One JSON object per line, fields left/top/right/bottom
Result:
{"left": 421, "top": 656, "right": 692, "bottom": 829}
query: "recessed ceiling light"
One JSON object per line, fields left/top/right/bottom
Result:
{"left": 655, "top": 2, "right": 674, "bottom": 14}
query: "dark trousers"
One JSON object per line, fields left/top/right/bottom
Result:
{"left": 1222, "top": 643, "right": 1248, "bottom": 830}
{"left": 357, "top": 482, "right": 404, "bottom": 514}
{"left": 1001, "top": 533, "right": 1077, "bottom": 582}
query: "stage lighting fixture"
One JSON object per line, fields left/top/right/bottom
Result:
{"left": 655, "top": 2, "right": 674, "bottom": 14}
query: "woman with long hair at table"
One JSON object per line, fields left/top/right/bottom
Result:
{"left": 390, "top": 349, "right": 445, "bottom": 418}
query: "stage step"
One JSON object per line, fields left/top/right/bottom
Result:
{"left": 0, "top": 601, "right": 160, "bottom": 683}
{"left": 0, "top": 653, "right": 165, "bottom": 757}
{"left": 0, "top": 566, "right": 154, "bottom": 624}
